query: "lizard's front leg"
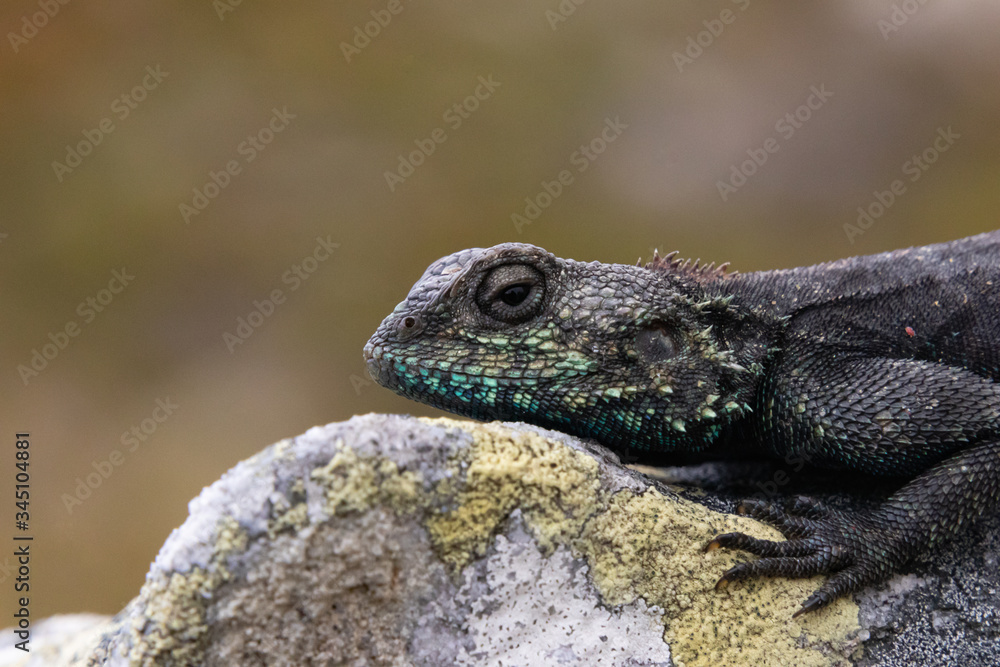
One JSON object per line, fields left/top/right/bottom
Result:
{"left": 708, "top": 354, "right": 1000, "bottom": 616}
{"left": 710, "top": 440, "right": 1000, "bottom": 616}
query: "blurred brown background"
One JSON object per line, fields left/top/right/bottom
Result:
{"left": 1, "top": 0, "right": 998, "bottom": 618}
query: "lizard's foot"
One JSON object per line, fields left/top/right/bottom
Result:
{"left": 706, "top": 497, "right": 893, "bottom": 617}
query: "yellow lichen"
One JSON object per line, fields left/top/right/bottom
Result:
{"left": 421, "top": 418, "right": 603, "bottom": 569}
{"left": 128, "top": 516, "right": 249, "bottom": 665}
{"left": 578, "top": 488, "right": 858, "bottom": 667}
{"left": 311, "top": 444, "right": 424, "bottom": 515}
{"left": 268, "top": 479, "right": 309, "bottom": 538}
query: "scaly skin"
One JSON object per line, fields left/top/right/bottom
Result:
{"left": 364, "top": 231, "right": 1000, "bottom": 615}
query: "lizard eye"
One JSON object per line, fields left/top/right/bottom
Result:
{"left": 476, "top": 264, "right": 545, "bottom": 324}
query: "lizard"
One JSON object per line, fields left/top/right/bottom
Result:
{"left": 363, "top": 230, "right": 1000, "bottom": 616}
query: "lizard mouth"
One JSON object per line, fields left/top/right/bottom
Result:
{"left": 364, "top": 325, "right": 535, "bottom": 423}
{"left": 362, "top": 339, "right": 397, "bottom": 390}
{"left": 363, "top": 339, "right": 490, "bottom": 420}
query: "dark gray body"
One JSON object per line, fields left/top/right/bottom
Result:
{"left": 365, "top": 230, "right": 1000, "bottom": 615}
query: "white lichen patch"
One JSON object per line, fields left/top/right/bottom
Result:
{"left": 455, "top": 523, "right": 672, "bottom": 666}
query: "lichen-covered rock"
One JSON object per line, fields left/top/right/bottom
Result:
{"left": 3, "top": 415, "right": 997, "bottom": 666}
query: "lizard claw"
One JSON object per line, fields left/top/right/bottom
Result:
{"left": 792, "top": 591, "right": 831, "bottom": 618}
{"left": 709, "top": 499, "right": 888, "bottom": 616}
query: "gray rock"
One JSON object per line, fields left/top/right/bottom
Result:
{"left": 2, "top": 414, "right": 996, "bottom": 666}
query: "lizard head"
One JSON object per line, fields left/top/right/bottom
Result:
{"left": 364, "top": 243, "right": 775, "bottom": 454}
